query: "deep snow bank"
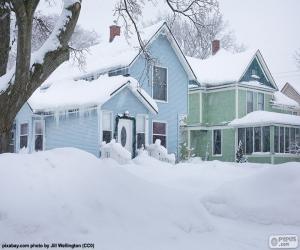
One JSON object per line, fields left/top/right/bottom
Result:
{"left": 202, "top": 163, "right": 300, "bottom": 225}
{"left": 0, "top": 148, "right": 212, "bottom": 249}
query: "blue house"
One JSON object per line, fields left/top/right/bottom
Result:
{"left": 11, "top": 22, "right": 196, "bottom": 158}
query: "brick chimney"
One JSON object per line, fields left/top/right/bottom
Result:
{"left": 109, "top": 25, "right": 121, "bottom": 42}
{"left": 212, "top": 40, "right": 220, "bottom": 55}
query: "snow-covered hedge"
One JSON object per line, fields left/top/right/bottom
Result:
{"left": 101, "top": 139, "right": 131, "bottom": 164}
{"left": 146, "top": 139, "right": 175, "bottom": 164}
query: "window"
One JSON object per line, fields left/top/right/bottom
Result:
{"left": 9, "top": 124, "right": 16, "bottom": 153}
{"left": 251, "top": 69, "right": 257, "bottom": 76}
{"left": 274, "top": 126, "right": 279, "bottom": 153}
{"left": 257, "top": 93, "right": 264, "bottom": 110}
{"left": 34, "top": 121, "right": 44, "bottom": 151}
{"left": 153, "top": 122, "right": 167, "bottom": 147}
{"left": 254, "top": 127, "right": 261, "bottom": 152}
{"left": 247, "top": 91, "right": 254, "bottom": 113}
{"left": 246, "top": 127, "right": 253, "bottom": 154}
{"left": 213, "top": 130, "right": 222, "bottom": 155}
{"left": 102, "top": 112, "right": 112, "bottom": 143}
{"left": 262, "top": 126, "right": 270, "bottom": 152}
{"left": 153, "top": 66, "right": 167, "bottom": 101}
{"left": 20, "top": 123, "right": 28, "bottom": 149}
{"left": 280, "top": 127, "right": 284, "bottom": 153}
{"left": 136, "top": 116, "right": 146, "bottom": 149}
{"left": 238, "top": 128, "right": 246, "bottom": 152}
{"left": 285, "top": 127, "right": 290, "bottom": 153}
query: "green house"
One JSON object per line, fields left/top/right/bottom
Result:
{"left": 186, "top": 44, "right": 300, "bottom": 164}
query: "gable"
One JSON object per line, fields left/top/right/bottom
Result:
{"left": 239, "top": 51, "right": 278, "bottom": 90}
{"left": 102, "top": 87, "right": 150, "bottom": 115}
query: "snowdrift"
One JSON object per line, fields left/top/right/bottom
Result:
{"left": 202, "top": 163, "right": 300, "bottom": 225}
{"left": 0, "top": 148, "right": 300, "bottom": 250}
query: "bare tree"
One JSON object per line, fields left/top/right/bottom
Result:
{"left": 165, "top": 12, "right": 245, "bottom": 59}
{"left": 114, "top": 0, "right": 220, "bottom": 60}
{"left": 0, "top": 0, "right": 81, "bottom": 152}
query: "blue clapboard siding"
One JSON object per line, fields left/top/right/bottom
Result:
{"left": 14, "top": 103, "right": 34, "bottom": 152}
{"left": 129, "top": 34, "right": 189, "bottom": 156}
{"left": 102, "top": 87, "right": 150, "bottom": 117}
{"left": 44, "top": 111, "right": 99, "bottom": 156}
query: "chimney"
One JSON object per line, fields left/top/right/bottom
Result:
{"left": 109, "top": 25, "right": 121, "bottom": 42}
{"left": 212, "top": 40, "right": 220, "bottom": 55}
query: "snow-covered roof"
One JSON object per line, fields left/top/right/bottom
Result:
{"left": 283, "top": 82, "right": 300, "bottom": 97}
{"left": 229, "top": 111, "right": 300, "bottom": 127}
{"left": 272, "top": 91, "right": 299, "bottom": 107}
{"left": 77, "top": 21, "right": 195, "bottom": 80}
{"left": 187, "top": 49, "right": 277, "bottom": 89}
{"left": 187, "top": 49, "right": 256, "bottom": 85}
{"left": 28, "top": 74, "right": 158, "bottom": 114}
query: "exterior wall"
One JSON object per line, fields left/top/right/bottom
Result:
{"left": 203, "top": 90, "right": 236, "bottom": 125}
{"left": 190, "top": 128, "right": 235, "bottom": 162}
{"left": 188, "top": 92, "right": 200, "bottom": 124}
{"left": 14, "top": 103, "right": 34, "bottom": 152}
{"left": 44, "top": 109, "right": 99, "bottom": 156}
{"left": 129, "top": 34, "right": 189, "bottom": 156}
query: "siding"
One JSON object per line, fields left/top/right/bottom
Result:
{"left": 129, "top": 34, "right": 189, "bottom": 156}
{"left": 188, "top": 92, "right": 200, "bottom": 124}
{"left": 45, "top": 110, "right": 99, "bottom": 156}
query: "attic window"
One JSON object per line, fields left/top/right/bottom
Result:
{"left": 251, "top": 69, "right": 260, "bottom": 79}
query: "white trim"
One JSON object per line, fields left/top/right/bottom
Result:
{"left": 152, "top": 120, "right": 168, "bottom": 148}
{"left": 33, "top": 119, "right": 45, "bottom": 151}
{"left": 199, "top": 92, "right": 203, "bottom": 123}
{"left": 235, "top": 84, "right": 239, "bottom": 118}
{"left": 212, "top": 129, "right": 222, "bottom": 156}
{"left": 19, "top": 121, "right": 30, "bottom": 151}
{"left": 187, "top": 125, "right": 232, "bottom": 131}
{"left": 152, "top": 65, "right": 168, "bottom": 103}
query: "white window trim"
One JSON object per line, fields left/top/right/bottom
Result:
{"left": 257, "top": 92, "right": 265, "bottom": 111}
{"left": 19, "top": 121, "right": 29, "bottom": 150}
{"left": 246, "top": 90, "right": 254, "bottom": 114}
{"left": 136, "top": 114, "right": 147, "bottom": 149}
{"left": 152, "top": 120, "right": 168, "bottom": 148}
{"left": 212, "top": 129, "right": 222, "bottom": 156}
{"left": 152, "top": 65, "right": 168, "bottom": 103}
{"left": 33, "top": 120, "right": 45, "bottom": 151}
{"left": 101, "top": 110, "right": 113, "bottom": 143}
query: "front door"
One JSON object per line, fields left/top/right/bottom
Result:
{"left": 117, "top": 118, "right": 133, "bottom": 154}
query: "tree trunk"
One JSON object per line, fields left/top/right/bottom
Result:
{"left": 0, "top": 129, "right": 11, "bottom": 153}
{"left": 0, "top": 7, "right": 10, "bottom": 76}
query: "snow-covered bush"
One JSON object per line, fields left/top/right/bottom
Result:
{"left": 289, "top": 142, "right": 300, "bottom": 155}
{"left": 146, "top": 139, "right": 175, "bottom": 164}
{"left": 179, "top": 142, "right": 193, "bottom": 161}
{"left": 236, "top": 140, "right": 247, "bottom": 163}
{"left": 101, "top": 139, "right": 131, "bottom": 164}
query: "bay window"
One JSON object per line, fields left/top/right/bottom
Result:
{"left": 247, "top": 91, "right": 254, "bottom": 113}
{"left": 258, "top": 93, "right": 264, "bottom": 110}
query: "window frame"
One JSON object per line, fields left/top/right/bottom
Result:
{"left": 33, "top": 120, "right": 45, "bottom": 151}
{"left": 136, "top": 115, "right": 147, "bottom": 149}
{"left": 257, "top": 92, "right": 265, "bottom": 111}
{"left": 246, "top": 91, "right": 254, "bottom": 114}
{"left": 212, "top": 129, "right": 222, "bottom": 156}
{"left": 101, "top": 111, "right": 113, "bottom": 144}
{"left": 19, "top": 122, "right": 29, "bottom": 150}
{"left": 152, "top": 121, "right": 167, "bottom": 148}
{"left": 152, "top": 65, "right": 168, "bottom": 103}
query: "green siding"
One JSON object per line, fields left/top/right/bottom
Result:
{"left": 203, "top": 90, "right": 236, "bottom": 125}
{"left": 188, "top": 93, "right": 200, "bottom": 124}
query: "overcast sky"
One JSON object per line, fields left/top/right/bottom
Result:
{"left": 40, "top": 0, "right": 300, "bottom": 89}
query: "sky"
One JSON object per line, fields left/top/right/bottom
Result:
{"left": 39, "top": 0, "right": 300, "bottom": 90}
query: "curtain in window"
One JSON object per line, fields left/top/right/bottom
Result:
{"left": 153, "top": 66, "right": 167, "bottom": 101}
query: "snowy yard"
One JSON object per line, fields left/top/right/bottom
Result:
{"left": 0, "top": 148, "right": 300, "bottom": 250}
